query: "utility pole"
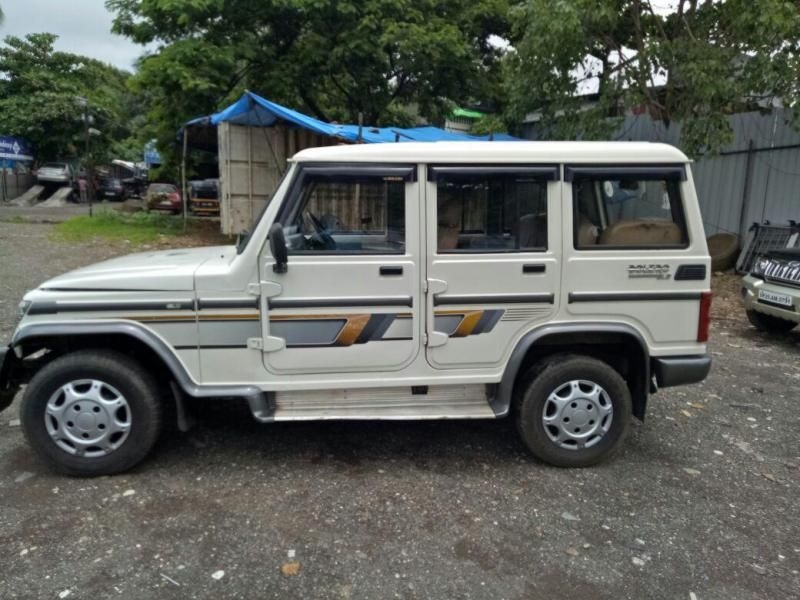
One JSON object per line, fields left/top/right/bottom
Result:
{"left": 76, "top": 96, "right": 93, "bottom": 217}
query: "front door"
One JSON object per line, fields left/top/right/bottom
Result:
{"left": 424, "top": 164, "right": 562, "bottom": 369}
{"left": 259, "top": 163, "right": 421, "bottom": 375}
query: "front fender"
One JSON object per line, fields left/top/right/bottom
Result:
{"left": 11, "top": 321, "right": 269, "bottom": 416}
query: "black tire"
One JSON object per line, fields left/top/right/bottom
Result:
{"left": 21, "top": 350, "right": 163, "bottom": 476}
{"left": 746, "top": 309, "right": 796, "bottom": 333}
{"left": 514, "top": 354, "right": 631, "bottom": 467}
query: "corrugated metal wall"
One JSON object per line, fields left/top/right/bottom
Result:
{"left": 521, "top": 109, "right": 800, "bottom": 238}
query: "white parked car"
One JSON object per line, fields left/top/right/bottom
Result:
{"left": 0, "top": 142, "right": 712, "bottom": 475}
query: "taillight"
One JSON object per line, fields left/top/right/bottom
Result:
{"left": 697, "top": 291, "right": 712, "bottom": 342}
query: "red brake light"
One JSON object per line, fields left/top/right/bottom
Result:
{"left": 697, "top": 291, "right": 712, "bottom": 342}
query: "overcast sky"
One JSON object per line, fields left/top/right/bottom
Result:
{"left": 0, "top": 0, "right": 148, "bottom": 71}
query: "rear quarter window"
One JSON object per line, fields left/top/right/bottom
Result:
{"left": 570, "top": 167, "right": 689, "bottom": 250}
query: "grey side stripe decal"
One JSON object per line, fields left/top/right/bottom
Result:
{"left": 568, "top": 291, "right": 702, "bottom": 303}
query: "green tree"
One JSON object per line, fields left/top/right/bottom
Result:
{"left": 506, "top": 0, "right": 800, "bottom": 155}
{"left": 0, "top": 33, "right": 139, "bottom": 162}
{"left": 107, "top": 0, "right": 511, "bottom": 158}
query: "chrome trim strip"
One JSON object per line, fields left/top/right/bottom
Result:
{"left": 568, "top": 292, "right": 702, "bottom": 303}
{"left": 28, "top": 299, "right": 196, "bottom": 315}
{"left": 198, "top": 298, "right": 259, "bottom": 310}
{"left": 434, "top": 293, "right": 554, "bottom": 306}
{"left": 270, "top": 296, "right": 413, "bottom": 309}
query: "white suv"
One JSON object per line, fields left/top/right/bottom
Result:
{"left": 742, "top": 249, "right": 800, "bottom": 332}
{"left": 0, "top": 142, "right": 712, "bottom": 475}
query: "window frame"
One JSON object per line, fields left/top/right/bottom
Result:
{"left": 567, "top": 164, "right": 691, "bottom": 251}
{"left": 274, "top": 162, "right": 416, "bottom": 256}
{"left": 429, "top": 164, "right": 558, "bottom": 254}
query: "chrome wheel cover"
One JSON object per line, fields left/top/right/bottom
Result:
{"left": 542, "top": 379, "right": 613, "bottom": 450}
{"left": 44, "top": 379, "right": 131, "bottom": 457}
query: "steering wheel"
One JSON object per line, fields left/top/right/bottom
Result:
{"left": 304, "top": 210, "right": 337, "bottom": 250}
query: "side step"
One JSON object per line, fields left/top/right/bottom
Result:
{"left": 272, "top": 384, "right": 496, "bottom": 421}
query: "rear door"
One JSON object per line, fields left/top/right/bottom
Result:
{"left": 424, "top": 165, "right": 561, "bottom": 369}
{"left": 564, "top": 163, "right": 709, "bottom": 348}
{"left": 259, "top": 163, "right": 422, "bottom": 375}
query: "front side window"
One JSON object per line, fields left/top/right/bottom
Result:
{"left": 280, "top": 175, "right": 406, "bottom": 254}
{"left": 573, "top": 176, "right": 688, "bottom": 249}
{"left": 436, "top": 174, "right": 548, "bottom": 252}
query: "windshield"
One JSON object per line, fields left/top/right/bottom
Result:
{"left": 41, "top": 163, "right": 67, "bottom": 170}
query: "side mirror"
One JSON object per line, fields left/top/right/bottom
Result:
{"left": 269, "top": 222, "right": 288, "bottom": 273}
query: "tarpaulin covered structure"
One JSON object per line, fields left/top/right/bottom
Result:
{"left": 203, "top": 90, "right": 519, "bottom": 143}
{"left": 179, "top": 91, "right": 518, "bottom": 234}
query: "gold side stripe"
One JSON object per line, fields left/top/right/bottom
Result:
{"left": 452, "top": 310, "right": 485, "bottom": 337}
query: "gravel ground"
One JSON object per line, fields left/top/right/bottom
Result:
{"left": 1, "top": 221, "right": 799, "bottom": 600}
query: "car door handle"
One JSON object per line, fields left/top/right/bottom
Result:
{"left": 380, "top": 266, "right": 403, "bottom": 276}
{"left": 522, "top": 264, "right": 546, "bottom": 274}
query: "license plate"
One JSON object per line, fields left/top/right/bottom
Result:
{"left": 758, "top": 289, "right": 794, "bottom": 307}
{"left": 105, "top": 191, "right": 115, "bottom": 197}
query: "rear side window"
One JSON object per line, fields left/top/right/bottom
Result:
{"left": 571, "top": 169, "right": 688, "bottom": 249}
{"left": 434, "top": 172, "right": 549, "bottom": 253}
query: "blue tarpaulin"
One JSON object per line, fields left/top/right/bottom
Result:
{"left": 196, "top": 91, "right": 518, "bottom": 143}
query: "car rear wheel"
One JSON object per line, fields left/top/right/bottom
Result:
{"left": 746, "top": 309, "right": 796, "bottom": 333}
{"left": 21, "top": 350, "right": 163, "bottom": 476}
{"left": 514, "top": 354, "right": 631, "bottom": 467}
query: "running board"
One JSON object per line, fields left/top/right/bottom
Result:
{"left": 271, "top": 384, "right": 495, "bottom": 421}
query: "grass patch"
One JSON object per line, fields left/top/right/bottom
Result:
{"left": 53, "top": 210, "right": 187, "bottom": 244}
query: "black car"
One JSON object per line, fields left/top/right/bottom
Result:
{"left": 98, "top": 177, "right": 127, "bottom": 201}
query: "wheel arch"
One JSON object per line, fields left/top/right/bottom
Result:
{"left": 11, "top": 321, "right": 269, "bottom": 418}
{"left": 493, "top": 322, "right": 650, "bottom": 421}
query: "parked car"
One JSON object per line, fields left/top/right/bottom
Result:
{"left": 1, "top": 141, "right": 712, "bottom": 476}
{"left": 98, "top": 177, "right": 127, "bottom": 202}
{"left": 36, "top": 162, "right": 75, "bottom": 187}
{"left": 741, "top": 249, "right": 800, "bottom": 332}
{"left": 189, "top": 179, "right": 220, "bottom": 216}
{"left": 146, "top": 183, "right": 182, "bottom": 213}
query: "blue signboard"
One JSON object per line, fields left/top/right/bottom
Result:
{"left": 143, "top": 139, "right": 162, "bottom": 167}
{"left": 0, "top": 136, "right": 34, "bottom": 166}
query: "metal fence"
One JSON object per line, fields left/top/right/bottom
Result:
{"left": 0, "top": 167, "right": 35, "bottom": 202}
{"left": 521, "top": 109, "right": 800, "bottom": 239}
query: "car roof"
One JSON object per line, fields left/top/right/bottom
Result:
{"left": 292, "top": 141, "right": 689, "bottom": 164}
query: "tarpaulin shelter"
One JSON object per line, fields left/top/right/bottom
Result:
{"left": 178, "top": 91, "right": 518, "bottom": 233}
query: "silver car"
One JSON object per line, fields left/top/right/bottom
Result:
{"left": 36, "top": 162, "right": 75, "bottom": 186}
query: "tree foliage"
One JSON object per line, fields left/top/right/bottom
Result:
{"left": 0, "top": 33, "right": 139, "bottom": 162}
{"left": 106, "top": 0, "right": 511, "bottom": 155}
{"left": 506, "top": 0, "right": 800, "bottom": 155}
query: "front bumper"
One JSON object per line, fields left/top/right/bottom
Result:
{"left": 0, "top": 345, "right": 21, "bottom": 413}
{"left": 652, "top": 354, "right": 712, "bottom": 388}
{"left": 741, "top": 274, "right": 800, "bottom": 323}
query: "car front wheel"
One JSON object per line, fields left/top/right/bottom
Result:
{"left": 514, "top": 354, "right": 631, "bottom": 467}
{"left": 21, "top": 350, "right": 163, "bottom": 476}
